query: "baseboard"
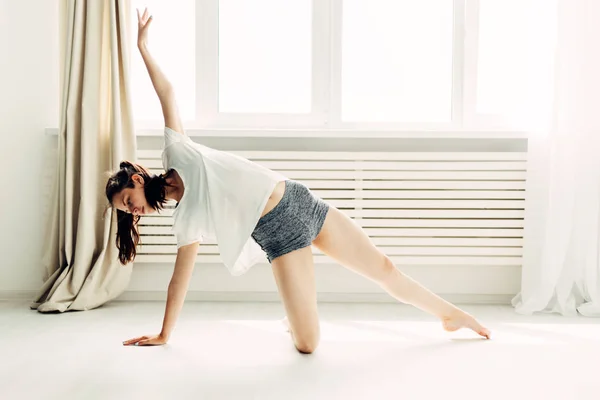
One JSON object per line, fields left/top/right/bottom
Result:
{"left": 116, "top": 291, "right": 514, "bottom": 304}
{"left": 0, "top": 290, "right": 38, "bottom": 301}
{"left": 0, "top": 290, "right": 514, "bottom": 305}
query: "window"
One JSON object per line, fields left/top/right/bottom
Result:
{"left": 130, "top": 0, "right": 558, "bottom": 132}
{"left": 341, "top": 0, "right": 453, "bottom": 123}
{"left": 218, "top": 0, "right": 312, "bottom": 114}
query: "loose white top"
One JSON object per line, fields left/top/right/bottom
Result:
{"left": 161, "top": 127, "right": 287, "bottom": 276}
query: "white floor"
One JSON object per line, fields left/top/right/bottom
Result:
{"left": 1, "top": 300, "right": 599, "bottom": 400}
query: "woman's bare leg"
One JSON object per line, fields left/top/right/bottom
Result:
{"left": 313, "top": 206, "right": 491, "bottom": 339}
{"left": 271, "top": 246, "right": 321, "bottom": 353}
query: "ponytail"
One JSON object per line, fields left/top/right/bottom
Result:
{"left": 115, "top": 211, "right": 140, "bottom": 264}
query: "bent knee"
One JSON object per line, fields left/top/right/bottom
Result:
{"left": 294, "top": 331, "right": 320, "bottom": 354}
{"left": 295, "top": 338, "right": 319, "bottom": 354}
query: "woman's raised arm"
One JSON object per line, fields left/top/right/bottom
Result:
{"left": 136, "top": 8, "right": 184, "bottom": 134}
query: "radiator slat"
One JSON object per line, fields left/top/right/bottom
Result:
{"left": 138, "top": 244, "right": 521, "bottom": 257}
{"left": 139, "top": 235, "right": 523, "bottom": 247}
{"left": 138, "top": 226, "right": 524, "bottom": 237}
{"left": 142, "top": 209, "right": 524, "bottom": 218}
{"left": 148, "top": 168, "right": 525, "bottom": 180}
{"left": 134, "top": 254, "right": 522, "bottom": 266}
{"left": 302, "top": 190, "right": 525, "bottom": 199}
{"left": 254, "top": 161, "right": 527, "bottom": 171}
{"left": 140, "top": 217, "right": 523, "bottom": 228}
{"left": 138, "top": 149, "right": 527, "bottom": 161}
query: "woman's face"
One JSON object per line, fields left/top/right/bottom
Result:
{"left": 112, "top": 174, "right": 153, "bottom": 216}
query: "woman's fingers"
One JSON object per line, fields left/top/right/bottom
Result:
{"left": 123, "top": 336, "right": 145, "bottom": 345}
{"left": 136, "top": 7, "right": 152, "bottom": 30}
{"left": 136, "top": 8, "right": 150, "bottom": 24}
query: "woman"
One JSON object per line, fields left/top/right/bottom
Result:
{"left": 107, "top": 9, "right": 490, "bottom": 352}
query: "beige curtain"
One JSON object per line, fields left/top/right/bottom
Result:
{"left": 31, "top": 0, "right": 136, "bottom": 312}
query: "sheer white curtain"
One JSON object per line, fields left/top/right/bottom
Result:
{"left": 512, "top": 0, "right": 600, "bottom": 316}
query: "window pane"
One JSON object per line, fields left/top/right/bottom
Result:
{"left": 476, "top": 0, "right": 557, "bottom": 127}
{"left": 130, "top": 0, "right": 195, "bottom": 122}
{"left": 218, "top": 0, "right": 311, "bottom": 114}
{"left": 341, "top": 0, "right": 453, "bottom": 123}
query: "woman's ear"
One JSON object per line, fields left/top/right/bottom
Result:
{"left": 132, "top": 173, "right": 145, "bottom": 186}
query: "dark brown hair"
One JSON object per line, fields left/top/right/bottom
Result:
{"left": 105, "top": 161, "right": 174, "bottom": 265}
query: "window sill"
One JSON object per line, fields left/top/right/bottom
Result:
{"left": 45, "top": 127, "right": 528, "bottom": 139}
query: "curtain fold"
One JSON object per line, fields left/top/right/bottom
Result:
{"left": 512, "top": 0, "right": 600, "bottom": 316}
{"left": 32, "top": 0, "right": 136, "bottom": 313}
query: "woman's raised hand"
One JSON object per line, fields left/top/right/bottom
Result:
{"left": 136, "top": 7, "right": 153, "bottom": 48}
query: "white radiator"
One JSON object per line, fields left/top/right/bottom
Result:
{"left": 134, "top": 150, "right": 526, "bottom": 270}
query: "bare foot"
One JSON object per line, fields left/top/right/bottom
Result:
{"left": 442, "top": 311, "right": 491, "bottom": 339}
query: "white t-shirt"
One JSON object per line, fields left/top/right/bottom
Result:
{"left": 161, "top": 127, "right": 287, "bottom": 276}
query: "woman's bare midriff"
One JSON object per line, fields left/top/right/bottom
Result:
{"left": 260, "top": 180, "right": 287, "bottom": 218}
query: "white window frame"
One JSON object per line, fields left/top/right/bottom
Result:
{"left": 460, "top": 0, "right": 514, "bottom": 131}
{"left": 133, "top": 0, "right": 529, "bottom": 136}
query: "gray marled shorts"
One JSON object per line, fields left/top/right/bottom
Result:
{"left": 251, "top": 180, "right": 330, "bottom": 263}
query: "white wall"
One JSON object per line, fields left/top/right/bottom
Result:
{"left": 0, "top": 0, "right": 59, "bottom": 292}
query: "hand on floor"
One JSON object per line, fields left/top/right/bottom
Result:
{"left": 123, "top": 333, "right": 168, "bottom": 346}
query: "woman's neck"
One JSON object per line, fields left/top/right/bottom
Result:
{"left": 165, "top": 173, "right": 183, "bottom": 202}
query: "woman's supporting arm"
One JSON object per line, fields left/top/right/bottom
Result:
{"left": 159, "top": 241, "right": 200, "bottom": 341}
